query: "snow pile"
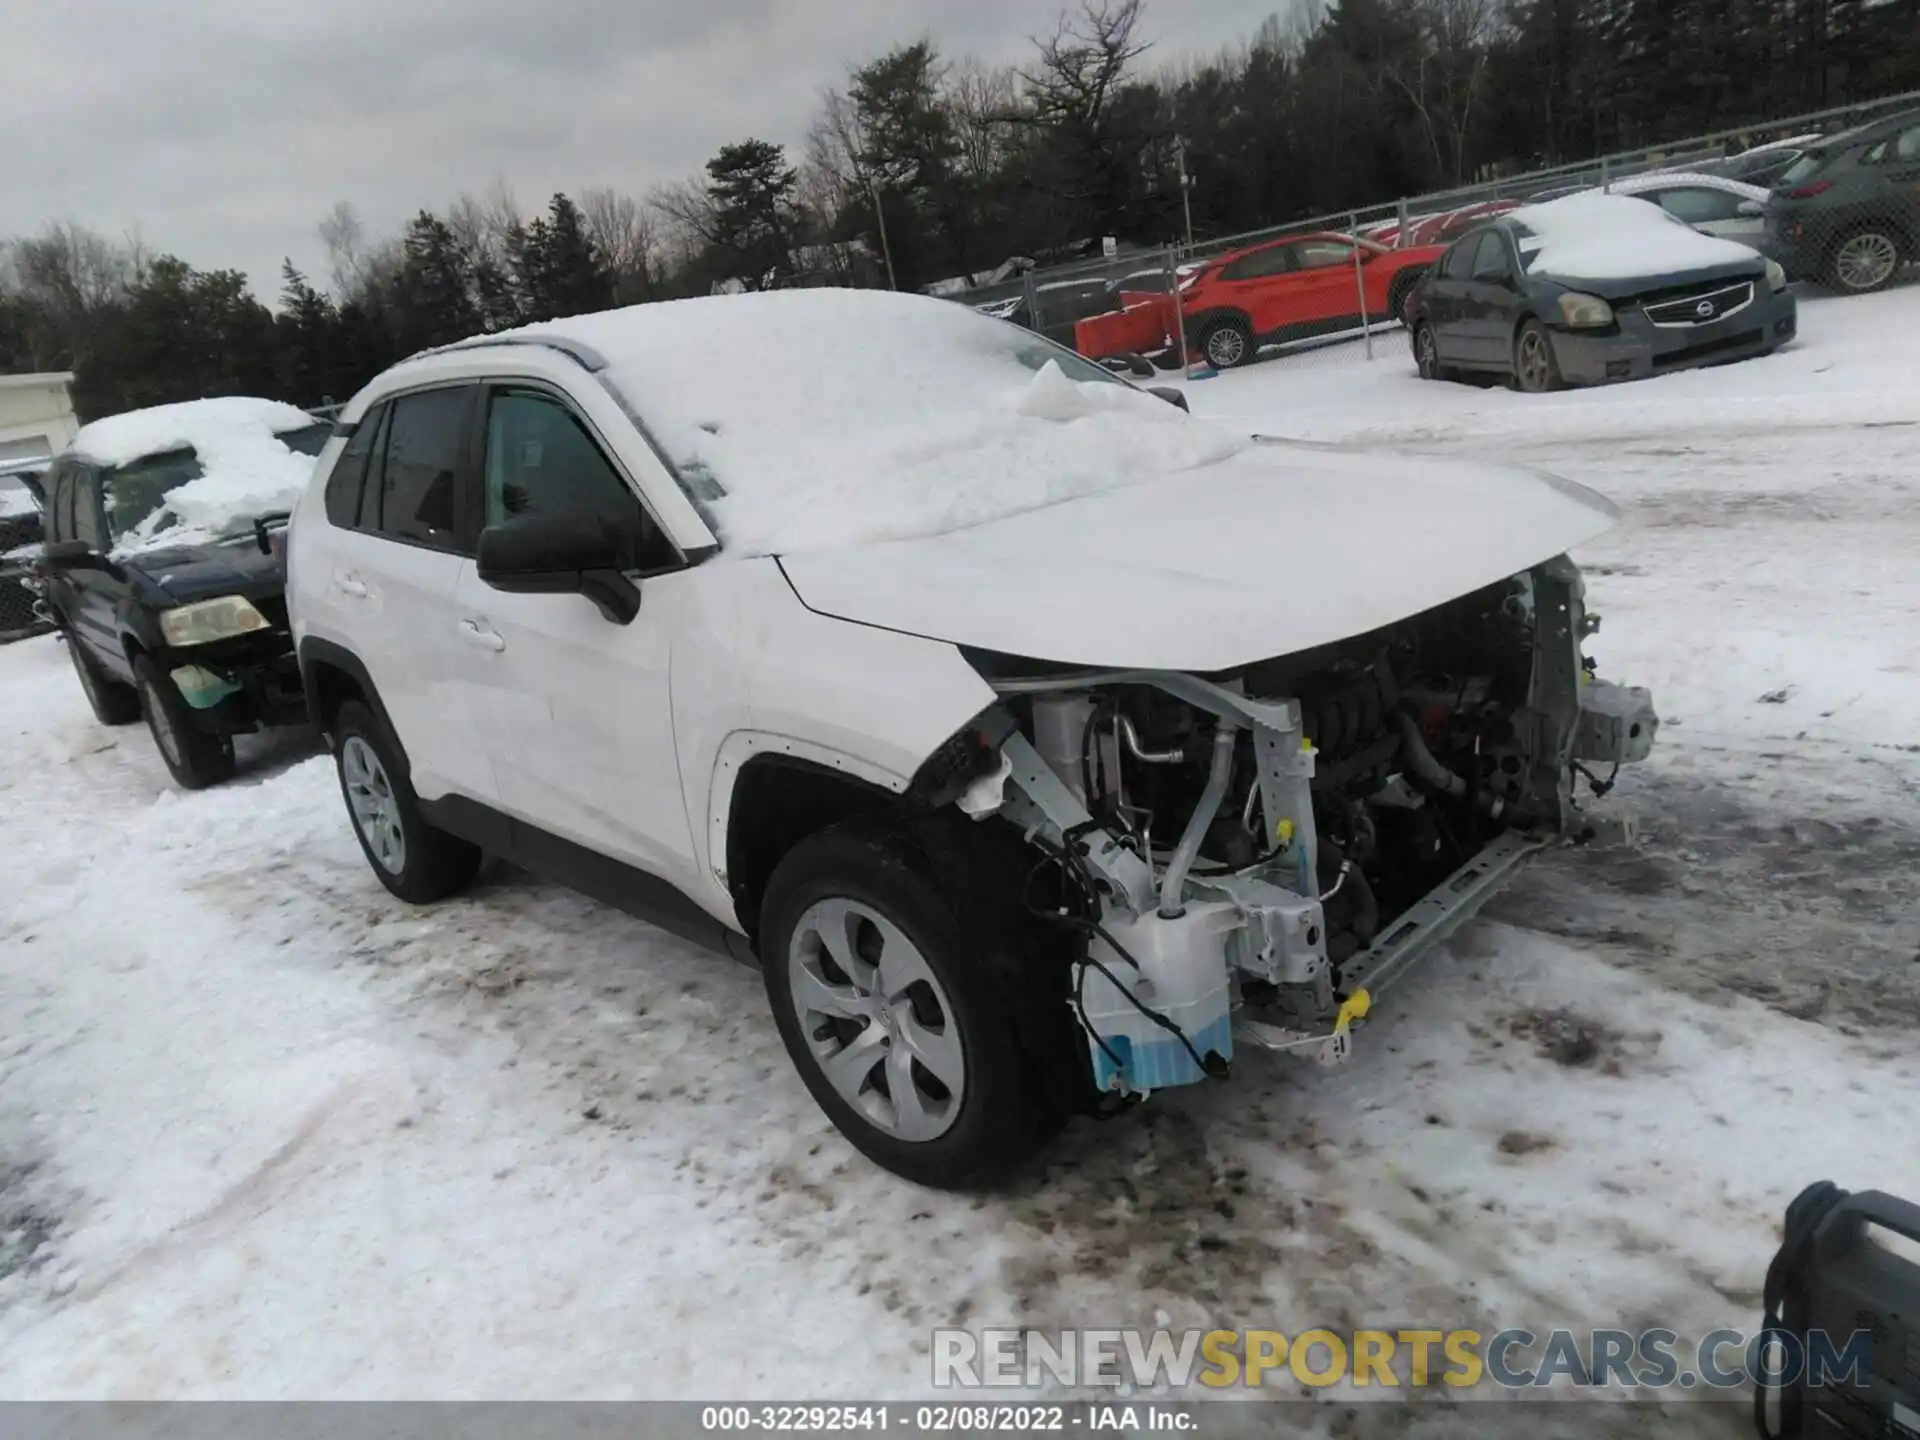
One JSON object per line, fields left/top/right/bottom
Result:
{"left": 72, "top": 397, "right": 320, "bottom": 557}
{"left": 0, "top": 480, "right": 39, "bottom": 519}
{"left": 496, "top": 290, "right": 1247, "bottom": 555}
{"left": 1509, "top": 192, "right": 1762, "bottom": 280}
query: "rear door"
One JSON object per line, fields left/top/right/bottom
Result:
{"left": 1423, "top": 237, "right": 1477, "bottom": 360}
{"left": 318, "top": 384, "right": 497, "bottom": 806}
{"left": 1460, "top": 231, "right": 1523, "bottom": 365}
{"left": 448, "top": 381, "right": 699, "bottom": 887}
{"left": 1285, "top": 238, "right": 1369, "bottom": 330}
{"left": 1210, "top": 243, "right": 1297, "bottom": 339}
{"left": 57, "top": 464, "right": 134, "bottom": 682}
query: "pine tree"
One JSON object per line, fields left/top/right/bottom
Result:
{"left": 705, "top": 140, "right": 800, "bottom": 288}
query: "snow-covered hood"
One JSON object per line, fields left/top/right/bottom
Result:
{"left": 777, "top": 439, "right": 1620, "bottom": 671}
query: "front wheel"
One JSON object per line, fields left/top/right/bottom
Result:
{"left": 760, "top": 818, "right": 1065, "bottom": 1188}
{"left": 1826, "top": 227, "right": 1903, "bottom": 294}
{"left": 134, "top": 654, "right": 235, "bottom": 789}
{"left": 67, "top": 632, "right": 140, "bottom": 726}
{"left": 1512, "top": 319, "right": 1564, "bottom": 393}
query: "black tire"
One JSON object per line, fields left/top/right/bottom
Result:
{"left": 1413, "top": 322, "right": 1447, "bottom": 382}
{"left": 133, "top": 653, "right": 235, "bottom": 789}
{"left": 1198, "top": 315, "right": 1255, "bottom": 370}
{"left": 1824, "top": 225, "right": 1904, "bottom": 295}
{"left": 332, "top": 699, "right": 481, "bottom": 903}
{"left": 759, "top": 816, "right": 1075, "bottom": 1189}
{"left": 66, "top": 631, "right": 140, "bottom": 726}
{"left": 1512, "top": 318, "right": 1564, "bottom": 393}
{"left": 1388, "top": 268, "right": 1426, "bottom": 326}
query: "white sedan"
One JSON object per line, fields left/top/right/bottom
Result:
{"left": 1587, "top": 171, "right": 1773, "bottom": 245}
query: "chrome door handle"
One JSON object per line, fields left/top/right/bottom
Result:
{"left": 334, "top": 574, "right": 368, "bottom": 598}
{"left": 458, "top": 619, "right": 505, "bottom": 652}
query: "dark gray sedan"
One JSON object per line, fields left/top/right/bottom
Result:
{"left": 1404, "top": 195, "right": 1797, "bottom": 391}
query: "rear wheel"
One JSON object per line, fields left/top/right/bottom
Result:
{"left": 760, "top": 817, "right": 1072, "bottom": 1188}
{"left": 134, "top": 653, "right": 235, "bottom": 789}
{"left": 1414, "top": 323, "right": 1445, "bottom": 381}
{"left": 332, "top": 699, "right": 481, "bottom": 902}
{"left": 67, "top": 632, "right": 140, "bottom": 726}
{"left": 1199, "top": 316, "right": 1254, "bottom": 370}
{"left": 1826, "top": 227, "right": 1903, "bottom": 294}
{"left": 1512, "top": 319, "right": 1563, "bottom": 393}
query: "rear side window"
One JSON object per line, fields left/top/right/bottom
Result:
{"left": 1656, "top": 187, "right": 1743, "bottom": 224}
{"left": 1470, "top": 231, "right": 1511, "bottom": 280}
{"left": 1778, "top": 151, "right": 1827, "bottom": 185}
{"left": 1221, "top": 245, "right": 1293, "bottom": 282}
{"left": 323, "top": 409, "right": 382, "bottom": 528}
{"left": 1440, "top": 237, "right": 1477, "bottom": 280}
{"left": 70, "top": 471, "right": 105, "bottom": 550}
{"left": 369, "top": 388, "right": 471, "bottom": 551}
{"left": 1896, "top": 126, "right": 1920, "bottom": 162}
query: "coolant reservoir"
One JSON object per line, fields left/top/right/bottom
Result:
{"left": 1078, "top": 903, "right": 1237, "bottom": 1091}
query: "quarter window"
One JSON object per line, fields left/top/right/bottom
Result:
{"left": 324, "top": 407, "right": 383, "bottom": 529}
{"left": 482, "top": 390, "right": 679, "bottom": 572}
{"left": 1293, "top": 240, "right": 1356, "bottom": 269}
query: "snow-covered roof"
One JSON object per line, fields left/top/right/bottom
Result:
{"left": 71, "top": 397, "right": 322, "bottom": 558}
{"left": 488, "top": 290, "right": 1243, "bottom": 555}
{"left": 1603, "top": 171, "right": 1771, "bottom": 203}
{"left": 1507, "top": 192, "right": 1762, "bottom": 282}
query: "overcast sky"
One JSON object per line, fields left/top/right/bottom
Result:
{"left": 3, "top": 0, "right": 1290, "bottom": 302}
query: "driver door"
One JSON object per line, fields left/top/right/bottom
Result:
{"left": 448, "top": 381, "right": 699, "bottom": 888}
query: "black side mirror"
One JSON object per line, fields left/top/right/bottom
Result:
{"left": 1147, "top": 386, "right": 1190, "bottom": 412}
{"left": 41, "top": 539, "right": 100, "bottom": 572}
{"left": 477, "top": 512, "right": 642, "bottom": 625}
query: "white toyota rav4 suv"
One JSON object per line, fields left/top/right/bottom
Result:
{"left": 288, "top": 289, "right": 1657, "bottom": 1187}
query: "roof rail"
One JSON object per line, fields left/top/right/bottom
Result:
{"left": 409, "top": 332, "right": 611, "bottom": 373}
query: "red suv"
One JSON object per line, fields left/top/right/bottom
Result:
{"left": 1178, "top": 231, "right": 1445, "bottom": 369}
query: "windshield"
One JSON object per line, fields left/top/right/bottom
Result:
{"left": 276, "top": 421, "right": 333, "bottom": 456}
{"left": 103, "top": 448, "right": 203, "bottom": 540}
{"left": 1778, "top": 152, "right": 1827, "bottom": 185}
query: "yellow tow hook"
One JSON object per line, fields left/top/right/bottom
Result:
{"left": 1318, "top": 988, "right": 1373, "bottom": 1067}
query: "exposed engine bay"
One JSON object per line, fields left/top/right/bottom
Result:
{"left": 934, "top": 554, "right": 1658, "bottom": 1096}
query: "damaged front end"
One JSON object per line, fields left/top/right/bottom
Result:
{"left": 924, "top": 554, "right": 1657, "bottom": 1097}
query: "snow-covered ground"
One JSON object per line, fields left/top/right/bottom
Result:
{"left": 2, "top": 285, "right": 1918, "bottom": 1432}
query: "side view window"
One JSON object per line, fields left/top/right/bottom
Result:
{"left": 1293, "top": 240, "right": 1355, "bottom": 269}
{"left": 1659, "top": 188, "right": 1741, "bottom": 224}
{"left": 324, "top": 406, "right": 383, "bottom": 529}
{"left": 1440, "top": 238, "right": 1477, "bottom": 280}
{"left": 1222, "top": 245, "right": 1292, "bottom": 281}
{"left": 1471, "top": 231, "right": 1511, "bottom": 281}
{"left": 44, "top": 464, "right": 72, "bottom": 543}
{"left": 371, "top": 388, "right": 470, "bottom": 551}
{"left": 70, "top": 471, "right": 104, "bottom": 550}
{"left": 483, "top": 389, "right": 680, "bottom": 572}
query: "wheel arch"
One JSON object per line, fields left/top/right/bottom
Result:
{"left": 297, "top": 637, "right": 402, "bottom": 765}
{"left": 721, "top": 749, "right": 905, "bottom": 955}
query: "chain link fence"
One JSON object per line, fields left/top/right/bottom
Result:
{"left": 960, "top": 86, "right": 1920, "bottom": 378}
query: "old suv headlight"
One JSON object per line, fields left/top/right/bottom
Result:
{"left": 1557, "top": 292, "right": 1614, "bottom": 328}
{"left": 160, "top": 595, "right": 269, "bottom": 647}
{"left": 1765, "top": 258, "right": 1788, "bottom": 293}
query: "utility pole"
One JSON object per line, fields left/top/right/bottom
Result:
{"left": 869, "top": 176, "right": 898, "bottom": 290}
{"left": 1176, "top": 136, "right": 1196, "bottom": 254}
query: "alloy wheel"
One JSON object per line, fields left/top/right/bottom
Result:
{"left": 1417, "top": 327, "right": 1438, "bottom": 379}
{"left": 786, "top": 897, "right": 965, "bottom": 1143}
{"left": 1206, "top": 326, "right": 1247, "bottom": 368}
{"left": 1835, "top": 232, "right": 1898, "bottom": 292}
{"left": 1517, "top": 331, "right": 1553, "bottom": 391}
{"left": 342, "top": 735, "right": 407, "bottom": 875}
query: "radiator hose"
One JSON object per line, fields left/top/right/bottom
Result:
{"left": 1394, "top": 711, "right": 1510, "bottom": 820}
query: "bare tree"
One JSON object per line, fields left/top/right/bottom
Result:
{"left": 446, "top": 182, "right": 524, "bottom": 266}
{"left": 1381, "top": 0, "right": 1504, "bottom": 184}
{"left": 579, "top": 188, "right": 658, "bottom": 304}
{"left": 1022, "top": 0, "right": 1150, "bottom": 127}
{"left": 945, "top": 60, "right": 1022, "bottom": 179}
{"left": 317, "top": 201, "right": 368, "bottom": 298}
